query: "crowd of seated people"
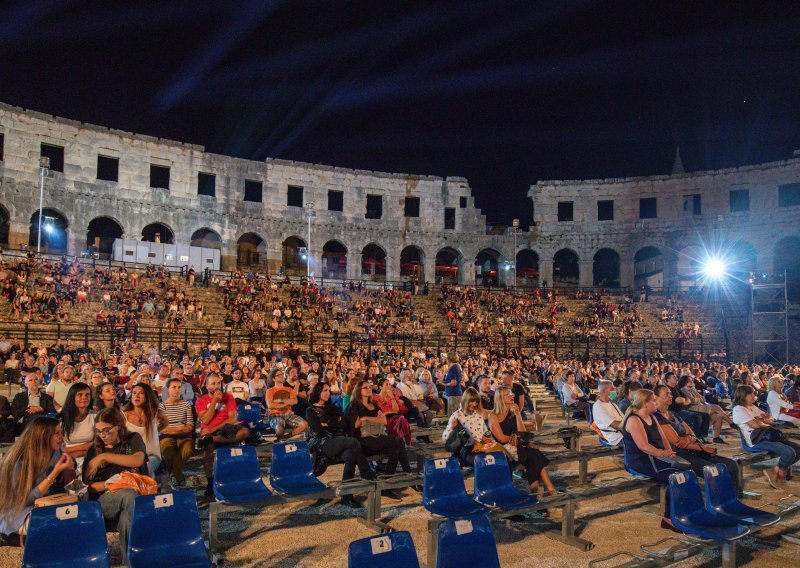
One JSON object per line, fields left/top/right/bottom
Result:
{"left": 0, "top": 292, "right": 797, "bottom": 562}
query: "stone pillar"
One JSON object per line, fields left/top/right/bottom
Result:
{"left": 579, "top": 259, "right": 593, "bottom": 288}
{"left": 619, "top": 259, "right": 634, "bottom": 289}
{"left": 385, "top": 254, "right": 398, "bottom": 283}
{"left": 67, "top": 230, "right": 81, "bottom": 257}
{"left": 267, "top": 243, "right": 283, "bottom": 275}
{"left": 346, "top": 250, "right": 361, "bottom": 281}
{"left": 460, "top": 258, "right": 475, "bottom": 286}
{"left": 423, "top": 254, "right": 435, "bottom": 286}
{"left": 539, "top": 259, "right": 554, "bottom": 287}
{"left": 8, "top": 221, "right": 29, "bottom": 251}
{"left": 308, "top": 247, "right": 322, "bottom": 279}
{"left": 662, "top": 253, "right": 679, "bottom": 289}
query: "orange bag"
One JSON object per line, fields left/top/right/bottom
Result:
{"left": 106, "top": 471, "right": 158, "bottom": 495}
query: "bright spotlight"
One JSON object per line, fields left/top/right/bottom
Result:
{"left": 701, "top": 257, "right": 727, "bottom": 279}
{"left": 44, "top": 224, "right": 54, "bottom": 234}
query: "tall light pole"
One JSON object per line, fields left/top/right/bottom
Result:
{"left": 512, "top": 218, "right": 519, "bottom": 288}
{"left": 305, "top": 200, "right": 315, "bottom": 278}
{"left": 36, "top": 156, "right": 50, "bottom": 254}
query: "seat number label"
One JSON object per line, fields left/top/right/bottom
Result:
{"left": 455, "top": 519, "right": 473, "bottom": 535}
{"left": 434, "top": 459, "right": 447, "bottom": 469}
{"left": 370, "top": 535, "right": 392, "bottom": 555}
{"left": 231, "top": 448, "right": 243, "bottom": 457}
{"left": 285, "top": 444, "right": 297, "bottom": 453}
{"left": 674, "top": 473, "right": 685, "bottom": 484}
{"left": 56, "top": 506, "right": 78, "bottom": 520}
{"left": 708, "top": 467, "right": 718, "bottom": 477}
{"left": 485, "top": 455, "right": 496, "bottom": 466}
{"left": 154, "top": 494, "right": 174, "bottom": 509}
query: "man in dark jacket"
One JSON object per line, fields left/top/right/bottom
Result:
{"left": 11, "top": 374, "right": 55, "bottom": 435}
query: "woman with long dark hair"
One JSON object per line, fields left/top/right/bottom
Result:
{"left": 60, "top": 382, "right": 95, "bottom": 463}
{"left": 93, "top": 381, "right": 119, "bottom": 411}
{"left": 122, "top": 383, "right": 167, "bottom": 476}
{"left": 0, "top": 417, "right": 74, "bottom": 540}
{"left": 306, "top": 382, "right": 374, "bottom": 507}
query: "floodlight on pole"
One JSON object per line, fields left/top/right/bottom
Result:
{"left": 305, "top": 201, "right": 315, "bottom": 278}
{"left": 511, "top": 219, "right": 519, "bottom": 288}
{"left": 701, "top": 257, "right": 728, "bottom": 280}
{"left": 36, "top": 156, "right": 50, "bottom": 254}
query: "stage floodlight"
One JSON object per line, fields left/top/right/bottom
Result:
{"left": 701, "top": 257, "right": 727, "bottom": 280}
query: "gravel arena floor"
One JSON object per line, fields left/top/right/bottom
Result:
{"left": 1, "top": 417, "right": 799, "bottom": 567}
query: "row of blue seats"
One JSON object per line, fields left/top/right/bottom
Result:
{"left": 23, "top": 490, "right": 209, "bottom": 568}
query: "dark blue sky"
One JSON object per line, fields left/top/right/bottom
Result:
{"left": 1, "top": 1, "right": 799, "bottom": 227}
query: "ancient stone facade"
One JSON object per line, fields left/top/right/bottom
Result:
{"left": 0, "top": 103, "right": 512, "bottom": 284}
{"left": 529, "top": 153, "right": 800, "bottom": 290}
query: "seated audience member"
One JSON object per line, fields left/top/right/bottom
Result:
{"left": 82, "top": 407, "right": 146, "bottom": 566}
{"left": 249, "top": 369, "right": 267, "bottom": 407}
{"left": 11, "top": 374, "right": 55, "bottom": 435}
{"left": 616, "top": 381, "right": 642, "bottom": 414}
{"left": 226, "top": 367, "right": 250, "bottom": 403}
{"left": 620, "top": 389, "right": 680, "bottom": 529}
{"left": 397, "top": 369, "right": 434, "bottom": 429}
{"left": 160, "top": 366, "right": 195, "bottom": 404}
{"left": 123, "top": 383, "right": 167, "bottom": 477}
{"left": 442, "top": 387, "right": 493, "bottom": 466}
{"left": 592, "top": 380, "right": 624, "bottom": 446}
{"left": 500, "top": 370, "right": 528, "bottom": 415}
{"left": 0, "top": 416, "right": 75, "bottom": 543}
{"left": 653, "top": 385, "right": 740, "bottom": 490}
{"left": 266, "top": 369, "right": 308, "bottom": 440}
{"left": 678, "top": 375, "right": 731, "bottom": 443}
{"left": 489, "top": 386, "right": 557, "bottom": 497}
{"left": 196, "top": 373, "right": 250, "bottom": 498}
{"left": 560, "top": 370, "right": 591, "bottom": 422}
{"left": 159, "top": 378, "right": 195, "bottom": 488}
{"left": 60, "top": 382, "right": 96, "bottom": 466}
{"left": 345, "top": 380, "right": 412, "bottom": 497}
{"left": 733, "top": 385, "right": 800, "bottom": 488}
{"left": 665, "top": 372, "right": 710, "bottom": 443}
{"left": 416, "top": 367, "right": 444, "bottom": 415}
{"left": 715, "top": 371, "right": 732, "bottom": 407}
{"left": 306, "top": 382, "right": 374, "bottom": 507}
{"left": 46, "top": 365, "right": 77, "bottom": 412}
{"left": 374, "top": 378, "right": 411, "bottom": 445}
{"left": 94, "top": 381, "right": 119, "bottom": 411}
{"left": 766, "top": 375, "right": 800, "bottom": 426}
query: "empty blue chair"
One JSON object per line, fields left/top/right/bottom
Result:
{"left": 473, "top": 452, "right": 538, "bottom": 509}
{"left": 270, "top": 441, "right": 326, "bottom": 495}
{"left": 703, "top": 465, "right": 780, "bottom": 527}
{"left": 423, "top": 457, "right": 489, "bottom": 518}
{"left": 348, "top": 531, "right": 420, "bottom": 568}
{"left": 436, "top": 514, "right": 500, "bottom": 568}
{"left": 236, "top": 405, "right": 268, "bottom": 431}
{"left": 23, "top": 501, "right": 109, "bottom": 567}
{"left": 128, "top": 490, "right": 210, "bottom": 568}
{"left": 214, "top": 445, "right": 272, "bottom": 502}
{"left": 668, "top": 471, "right": 749, "bottom": 540}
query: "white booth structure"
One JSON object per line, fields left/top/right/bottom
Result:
{"left": 112, "top": 239, "right": 220, "bottom": 271}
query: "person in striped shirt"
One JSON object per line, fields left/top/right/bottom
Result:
{"left": 158, "top": 378, "right": 194, "bottom": 488}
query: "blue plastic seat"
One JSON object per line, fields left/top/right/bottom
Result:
{"left": 270, "top": 441, "right": 326, "bottom": 495}
{"left": 423, "top": 457, "right": 489, "bottom": 518}
{"left": 128, "top": 490, "right": 210, "bottom": 568}
{"left": 436, "top": 514, "right": 500, "bottom": 568}
{"left": 703, "top": 465, "right": 780, "bottom": 527}
{"left": 668, "top": 471, "right": 749, "bottom": 540}
{"left": 214, "top": 446, "right": 272, "bottom": 502}
{"left": 348, "top": 531, "right": 420, "bottom": 568}
{"left": 23, "top": 501, "right": 109, "bottom": 568}
{"left": 473, "top": 452, "right": 538, "bottom": 509}
{"left": 738, "top": 430, "right": 764, "bottom": 453}
{"left": 236, "top": 405, "right": 268, "bottom": 431}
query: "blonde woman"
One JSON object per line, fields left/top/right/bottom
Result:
{"left": 621, "top": 389, "right": 680, "bottom": 528}
{"left": 489, "top": 386, "right": 556, "bottom": 496}
{"left": 0, "top": 417, "right": 75, "bottom": 538}
{"left": 766, "top": 375, "right": 800, "bottom": 426}
{"left": 442, "top": 387, "right": 492, "bottom": 466}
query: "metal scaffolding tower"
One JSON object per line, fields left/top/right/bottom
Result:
{"left": 750, "top": 273, "right": 789, "bottom": 365}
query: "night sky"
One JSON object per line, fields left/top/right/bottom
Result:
{"left": 1, "top": 1, "right": 799, "bottom": 228}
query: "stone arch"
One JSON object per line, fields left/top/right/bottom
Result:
{"left": 361, "top": 243, "right": 387, "bottom": 280}
{"left": 436, "top": 247, "right": 463, "bottom": 285}
{"left": 774, "top": 236, "right": 800, "bottom": 301}
{"left": 0, "top": 204, "right": 9, "bottom": 245}
{"left": 634, "top": 246, "right": 663, "bottom": 289}
{"left": 553, "top": 248, "right": 579, "bottom": 286}
{"left": 29, "top": 208, "right": 69, "bottom": 252}
{"left": 322, "top": 240, "right": 347, "bottom": 279}
{"left": 516, "top": 249, "right": 539, "bottom": 285}
{"left": 86, "top": 216, "right": 124, "bottom": 256}
{"left": 676, "top": 245, "right": 704, "bottom": 287}
{"left": 141, "top": 222, "right": 174, "bottom": 244}
{"left": 475, "top": 248, "right": 501, "bottom": 287}
{"left": 593, "top": 248, "right": 621, "bottom": 287}
{"left": 282, "top": 235, "right": 307, "bottom": 276}
{"left": 237, "top": 233, "right": 267, "bottom": 268}
{"left": 190, "top": 228, "right": 222, "bottom": 250}
{"left": 400, "top": 245, "right": 425, "bottom": 281}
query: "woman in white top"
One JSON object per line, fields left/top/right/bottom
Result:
{"left": 60, "top": 383, "right": 96, "bottom": 468}
{"left": 732, "top": 385, "right": 800, "bottom": 488}
{"left": 442, "top": 387, "right": 491, "bottom": 466}
{"left": 766, "top": 375, "right": 800, "bottom": 426}
{"left": 122, "top": 383, "right": 168, "bottom": 476}
{"left": 591, "top": 380, "right": 624, "bottom": 445}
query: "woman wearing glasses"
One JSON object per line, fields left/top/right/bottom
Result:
{"left": 82, "top": 407, "right": 146, "bottom": 566}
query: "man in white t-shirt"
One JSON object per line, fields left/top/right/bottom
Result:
{"left": 46, "top": 365, "right": 76, "bottom": 411}
{"left": 592, "top": 380, "right": 624, "bottom": 446}
{"left": 226, "top": 368, "right": 250, "bottom": 402}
